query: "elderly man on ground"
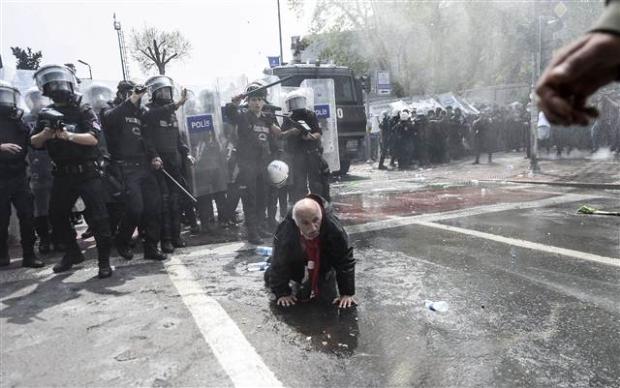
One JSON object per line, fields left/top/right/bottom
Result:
{"left": 265, "top": 195, "right": 356, "bottom": 308}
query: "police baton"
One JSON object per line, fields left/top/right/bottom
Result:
{"left": 241, "top": 76, "right": 293, "bottom": 99}
{"left": 161, "top": 168, "right": 198, "bottom": 203}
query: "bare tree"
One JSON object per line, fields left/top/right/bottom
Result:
{"left": 129, "top": 26, "right": 191, "bottom": 75}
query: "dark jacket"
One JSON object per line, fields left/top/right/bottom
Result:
{"left": 102, "top": 99, "right": 156, "bottom": 162}
{"left": 32, "top": 102, "right": 102, "bottom": 165}
{"left": 268, "top": 194, "right": 355, "bottom": 299}
{"left": 0, "top": 115, "right": 30, "bottom": 178}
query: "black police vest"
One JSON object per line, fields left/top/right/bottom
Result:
{"left": 103, "top": 101, "right": 147, "bottom": 161}
{"left": 144, "top": 103, "right": 180, "bottom": 155}
{"left": 0, "top": 116, "right": 29, "bottom": 171}
{"left": 238, "top": 110, "right": 272, "bottom": 163}
{"left": 43, "top": 104, "right": 102, "bottom": 165}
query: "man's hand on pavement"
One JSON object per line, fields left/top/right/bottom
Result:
{"left": 276, "top": 295, "right": 297, "bottom": 307}
{"left": 536, "top": 32, "right": 620, "bottom": 126}
{"left": 333, "top": 295, "right": 357, "bottom": 309}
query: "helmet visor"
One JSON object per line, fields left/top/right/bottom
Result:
{"left": 34, "top": 65, "right": 77, "bottom": 90}
{"left": 0, "top": 86, "right": 19, "bottom": 107}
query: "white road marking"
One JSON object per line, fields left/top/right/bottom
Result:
{"left": 346, "top": 192, "right": 619, "bottom": 268}
{"left": 413, "top": 220, "right": 619, "bottom": 268}
{"left": 165, "top": 255, "right": 283, "bottom": 388}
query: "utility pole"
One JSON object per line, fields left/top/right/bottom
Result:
{"left": 277, "top": 0, "right": 284, "bottom": 65}
{"left": 77, "top": 59, "right": 92, "bottom": 80}
{"left": 113, "top": 13, "right": 129, "bottom": 81}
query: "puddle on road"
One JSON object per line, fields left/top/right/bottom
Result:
{"left": 333, "top": 185, "right": 555, "bottom": 225}
{"left": 270, "top": 302, "right": 360, "bottom": 357}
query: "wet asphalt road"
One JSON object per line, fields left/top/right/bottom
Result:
{"left": 1, "top": 167, "right": 619, "bottom": 387}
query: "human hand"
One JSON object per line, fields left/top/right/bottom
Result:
{"left": 152, "top": 157, "right": 163, "bottom": 170}
{"left": 536, "top": 32, "right": 620, "bottom": 126}
{"left": 56, "top": 128, "right": 71, "bottom": 141}
{"left": 0, "top": 143, "right": 23, "bottom": 154}
{"left": 232, "top": 94, "right": 245, "bottom": 105}
{"left": 276, "top": 295, "right": 297, "bottom": 307}
{"left": 302, "top": 132, "right": 317, "bottom": 141}
{"left": 186, "top": 154, "right": 196, "bottom": 165}
{"left": 333, "top": 295, "right": 357, "bottom": 309}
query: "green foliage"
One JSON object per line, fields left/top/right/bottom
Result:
{"left": 290, "top": 0, "right": 603, "bottom": 95}
{"left": 10, "top": 47, "right": 42, "bottom": 70}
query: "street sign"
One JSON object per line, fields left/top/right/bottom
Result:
{"left": 268, "top": 56, "right": 281, "bottom": 68}
{"left": 377, "top": 71, "right": 391, "bottom": 95}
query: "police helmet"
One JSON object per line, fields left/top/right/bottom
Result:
{"left": 245, "top": 81, "right": 267, "bottom": 100}
{"left": 145, "top": 75, "right": 174, "bottom": 103}
{"left": 0, "top": 81, "right": 20, "bottom": 109}
{"left": 267, "top": 160, "right": 289, "bottom": 188}
{"left": 33, "top": 64, "right": 79, "bottom": 102}
{"left": 284, "top": 89, "right": 307, "bottom": 112}
{"left": 83, "top": 83, "right": 114, "bottom": 111}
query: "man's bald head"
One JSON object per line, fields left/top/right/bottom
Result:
{"left": 292, "top": 198, "right": 323, "bottom": 240}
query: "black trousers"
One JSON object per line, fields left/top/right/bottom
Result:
{"left": 0, "top": 174, "right": 35, "bottom": 255}
{"left": 117, "top": 166, "right": 161, "bottom": 247}
{"left": 290, "top": 150, "right": 330, "bottom": 202}
{"left": 49, "top": 172, "right": 111, "bottom": 261}
{"left": 268, "top": 185, "right": 289, "bottom": 225}
{"left": 238, "top": 160, "right": 268, "bottom": 235}
{"left": 156, "top": 158, "right": 183, "bottom": 242}
{"left": 197, "top": 191, "right": 227, "bottom": 226}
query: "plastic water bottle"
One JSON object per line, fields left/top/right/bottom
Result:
{"left": 247, "top": 261, "right": 269, "bottom": 272}
{"left": 425, "top": 300, "right": 449, "bottom": 312}
{"left": 255, "top": 246, "right": 273, "bottom": 257}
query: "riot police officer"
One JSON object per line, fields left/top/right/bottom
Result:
{"left": 102, "top": 81, "right": 167, "bottom": 261}
{"left": 141, "top": 76, "right": 189, "bottom": 253}
{"left": 23, "top": 87, "right": 55, "bottom": 254}
{"left": 280, "top": 90, "right": 329, "bottom": 202}
{"left": 30, "top": 65, "right": 112, "bottom": 278}
{"left": 225, "top": 82, "right": 281, "bottom": 244}
{"left": 0, "top": 81, "right": 44, "bottom": 268}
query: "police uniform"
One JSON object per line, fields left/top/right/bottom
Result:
{"left": 280, "top": 109, "right": 329, "bottom": 202}
{"left": 225, "top": 102, "right": 276, "bottom": 242}
{"left": 23, "top": 110, "right": 55, "bottom": 253}
{"left": 142, "top": 101, "right": 189, "bottom": 251}
{"left": 32, "top": 102, "right": 112, "bottom": 276}
{"left": 0, "top": 113, "right": 43, "bottom": 267}
{"left": 102, "top": 98, "right": 166, "bottom": 261}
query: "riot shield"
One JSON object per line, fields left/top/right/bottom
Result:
{"left": 301, "top": 79, "right": 340, "bottom": 172}
{"left": 82, "top": 83, "right": 114, "bottom": 114}
{"left": 182, "top": 88, "right": 228, "bottom": 197}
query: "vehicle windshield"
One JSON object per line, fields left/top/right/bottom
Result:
{"left": 278, "top": 74, "right": 358, "bottom": 105}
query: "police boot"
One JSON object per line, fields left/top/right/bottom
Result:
{"left": 98, "top": 258, "right": 113, "bottom": 279}
{"left": 53, "top": 244, "right": 85, "bottom": 273}
{"left": 0, "top": 248, "right": 10, "bottom": 267}
{"left": 144, "top": 243, "right": 167, "bottom": 261}
{"left": 161, "top": 240, "right": 175, "bottom": 254}
{"left": 115, "top": 237, "right": 134, "bottom": 260}
{"left": 35, "top": 216, "right": 51, "bottom": 254}
{"left": 22, "top": 247, "right": 45, "bottom": 268}
{"left": 172, "top": 237, "right": 186, "bottom": 248}
{"left": 247, "top": 229, "right": 263, "bottom": 245}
